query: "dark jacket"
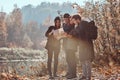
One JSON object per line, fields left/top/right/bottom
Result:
{"left": 70, "top": 21, "right": 94, "bottom": 61}
{"left": 45, "top": 26, "right": 60, "bottom": 51}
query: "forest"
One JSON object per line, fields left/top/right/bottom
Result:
{"left": 0, "top": 0, "right": 120, "bottom": 80}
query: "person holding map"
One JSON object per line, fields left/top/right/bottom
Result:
{"left": 45, "top": 16, "right": 61, "bottom": 79}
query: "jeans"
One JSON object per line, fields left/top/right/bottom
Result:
{"left": 65, "top": 50, "right": 77, "bottom": 77}
{"left": 81, "top": 60, "right": 91, "bottom": 80}
{"left": 47, "top": 48, "right": 59, "bottom": 76}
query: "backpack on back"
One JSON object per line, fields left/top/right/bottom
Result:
{"left": 86, "top": 21, "right": 98, "bottom": 40}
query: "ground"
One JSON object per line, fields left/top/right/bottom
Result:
{"left": 0, "top": 65, "right": 120, "bottom": 80}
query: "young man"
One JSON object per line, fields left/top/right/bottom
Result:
{"left": 62, "top": 13, "right": 77, "bottom": 79}
{"left": 71, "top": 15, "right": 94, "bottom": 80}
{"left": 45, "top": 16, "right": 61, "bottom": 79}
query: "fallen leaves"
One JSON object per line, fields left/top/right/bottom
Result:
{"left": 0, "top": 65, "right": 120, "bottom": 80}
{"left": 0, "top": 73, "right": 27, "bottom": 80}
{"left": 94, "top": 65, "right": 120, "bottom": 79}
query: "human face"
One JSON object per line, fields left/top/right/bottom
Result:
{"left": 70, "top": 17, "right": 74, "bottom": 24}
{"left": 71, "top": 18, "right": 77, "bottom": 25}
{"left": 71, "top": 18, "right": 80, "bottom": 25}
{"left": 55, "top": 20, "right": 61, "bottom": 28}
{"left": 76, "top": 19, "right": 81, "bottom": 24}
{"left": 64, "top": 18, "right": 70, "bottom": 24}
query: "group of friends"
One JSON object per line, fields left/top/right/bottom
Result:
{"left": 45, "top": 13, "right": 96, "bottom": 80}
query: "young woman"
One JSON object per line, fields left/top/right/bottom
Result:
{"left": 45, "top": 16, "right": 61, "bottom": 79}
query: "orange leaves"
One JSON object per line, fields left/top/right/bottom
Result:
{"left": 95, "top": 65, "right": 120, "bottom": 79}
{"left": 0, "top": 73, "right": 26, "bottom": 80}
{"left": 81, "top": 0, "right": 120, "bottom": 66}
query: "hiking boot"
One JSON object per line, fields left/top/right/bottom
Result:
{"left": 66, "top": 75, "right": 77, "bottom": 79}
{"left": 62, "top": 73, "right": 70, "bottom": 77}
{"left": 49, "top": 76, "right": 54, "bottom": 79}
{"left": 79, "top": 76, "right": 86, "bottom": 80}
{"left": 53, "top": 74, "right": 59, "bottom": 77}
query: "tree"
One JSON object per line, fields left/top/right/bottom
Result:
{"left": 6, "top": 5, "right": 23, "bottom": 47}
{"left": 74, "top": 0, "right": 120, "bottom": 66}
{"left": 0, "top": 12, "right": 7, "bottom": 47}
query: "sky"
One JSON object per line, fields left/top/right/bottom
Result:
{"left": 0, "top": 0, "right": 87, "bottom": 13}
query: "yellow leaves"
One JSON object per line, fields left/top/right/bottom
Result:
{"left": 0, "top": 73, "right": 24, "bottom": 80}
{"left": 97, "top": 65, "right": 120, "bottom": 79}
{"left": 85, "top": 2, "right": 91, "bottom": 7}
{"left": 77, "top": 7, "right": 84, "bottom": 15}
{"left": 116, "top": 35, "right": 120, "bottom": 40}
{"left": 0, "top": 72, "right": 36, "bottom": 80}
{"left": 109, "top": 60, "right": 114, "bottom": 67}
{"left": 107, "top": 0, "right": 111, "bottom": 2}
{"left": 109, "top": 28, "right": 117, "bottom": 37}
{"left": 1, "top": 73, "right": 8, "bottom": 78}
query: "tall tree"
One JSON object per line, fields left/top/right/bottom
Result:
{"left": 6, "top": 5, "right": 23, "bottom": 47}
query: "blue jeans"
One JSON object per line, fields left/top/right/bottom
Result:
{"left": 81, "top": 60, "right": 91, "bottom": 80}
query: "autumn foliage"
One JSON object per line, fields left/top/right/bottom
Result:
{"left": 78, "top": 0, "right": 120, "bottom": 66}
{"left": 0, "top": 0, "right": 120, "bottom": 79}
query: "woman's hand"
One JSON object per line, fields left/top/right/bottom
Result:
{"left": 48, "top": 32, "right": 53, "bottom": 35}
{"left": 48, "top": 30, "right": 54, "bottom": 35}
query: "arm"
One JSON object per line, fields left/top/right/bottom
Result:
{"left": 45, "top": 26, "right": 54, "bottom": 37}
{"left": 69, "top": 26, "right": 80, "bottom": 38}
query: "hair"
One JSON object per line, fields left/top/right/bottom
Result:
{"left": 63, "top": 13, "right": 70, "bottom": 18}
{"left": 54, "top": 16, "right": 61, "bottom": 23}
{"left": 54, "top": 16, "right": 61, "bottom": 28}
{"left": 72, "top": 14, "right": 81, "bottom": 20}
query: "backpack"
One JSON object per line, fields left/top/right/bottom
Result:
{"left": 86, "top": 21, "right": 98, "bottom": 40}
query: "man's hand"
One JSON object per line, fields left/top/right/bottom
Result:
{"left": 67, "top": 34, "right": 72, "bottom": 38}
